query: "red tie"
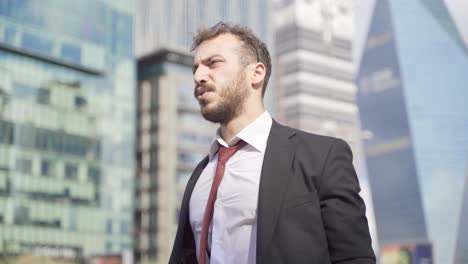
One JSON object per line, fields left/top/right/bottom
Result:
{"left": 198, "top": 141, "right": 245, "bottom": 264}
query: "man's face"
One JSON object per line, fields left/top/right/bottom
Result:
{"left": 192, "top": 33, "right": 250, "bottom": 124}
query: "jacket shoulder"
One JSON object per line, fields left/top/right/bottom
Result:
{"left": 275, "top": 121, "right": 347, "bottom": 150}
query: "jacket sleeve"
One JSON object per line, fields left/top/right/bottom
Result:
{"left": 318, "top": 138, "right": 376, "bottom": 263}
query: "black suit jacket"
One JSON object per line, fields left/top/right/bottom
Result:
{"left": 169, "top": 121, "right": 376, "bottom": 264}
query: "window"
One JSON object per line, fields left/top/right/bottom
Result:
{"left": 106, "top": 241, "right": 112, "bottom": 253}
{"left": 149, "top": 237, "right": 157, "bottom": 250}
{"left": 65, "top": 163, "right": 78, "bottom": 180}
{"left": 140, "top": 81, "right": 151, "bottom": 110}
{"left": 151, "top": 82, "right": 159, "bottom": 108}
{"left": 21, "top": 31, "right": 53, "bottom": 55}
{"left": 88, "top": 166, "right": 101, "bottom": 185}
{"left": 111, "top": 10, "right": 133, "bottom": 57}
{"left": 4, "top": 26, "right": 16, "bottom": 45}
{"left": 0, "top": 120, "right": 14, "bottom": 144}
{"left": 49, "top": 131, "right": 62, "bottom": 153}
{"left": 63, "top": 135, "right": 87, "bottom": 156}
{"left": 16, "top": 124, "right": 35, "bottom": 148}
{"left": 151, "top": 111, "right": 158, "bottom": 125}
{"left": 149, "top": 211, "right": 157, "bottom": 230}
{"left": 41, "top": 160, "right": 53, "bottom": 176}
{"left": 61, "top": 43, "right": 81, "bottom": 64}
{"left": 15, "top": 158, "right": 32, "bottom": 174}
{"left": 89, "top": 140, "right": 101, "bottom": 159}
{"left": 150, "top": 193, "right": 157, "bottom": 207}
{"left": 12, "top": 82, "right": 50, "bottom": 104}
{"left": 106, "top": 219, "right": 113, "bottom": 234}
{"left": 13, "top": 206, "right": 29, "bottom": 225}
{"left": 37, "top": 88, "right": 50, "bottom": 104}
{"left": 13, "top": 82, "right": 37, "bottom": 99}
{"left": 150, "top": 150, "right": 158, "bottom": 171}
{"left": 120, "top": 220, "right": 130, "bottom": 235}
{"left": 150, "top": 131, "right": 158, "bottom": 146}
{"left": 74, "top": 96, "right": 87, "bottom": 109}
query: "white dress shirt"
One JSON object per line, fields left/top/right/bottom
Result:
{"left": 189, "top": 111, "right": 273, "bottom": 264}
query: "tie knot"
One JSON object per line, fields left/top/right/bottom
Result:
{"left": 218, "top": 141, "right": 245, "bottom": 163}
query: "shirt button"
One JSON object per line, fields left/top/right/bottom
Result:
{"left": 216, "top": 200, "right": 222, "bottom": 207}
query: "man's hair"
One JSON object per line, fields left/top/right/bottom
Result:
{"left": 191, "top": 22, "right": 272, "bottom": 96}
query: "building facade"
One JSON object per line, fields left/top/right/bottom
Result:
{"left": 0, "top": 0, "right": 135, "bottom": 262}
{"left": 135, "top": 0, "right": 271, "bottom": 58}
{"left": 357, "top": 0, "right": 468, "bottom": 263}
{"left": 136, "top": 49, "right": 217, "bottom": 263}
{"left": 274, "top": 0, "right": 359, "bottom": 165}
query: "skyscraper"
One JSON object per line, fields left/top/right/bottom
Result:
{"left": 0, "top": 0, "right": 135, "bottom": 262}
{"left": 274, "top": 0, "right": 364, "bottom": 175}
{"left": 134, "top": 1, "right": 272, "bottom": 263}
{"left": 274, "top": 0, "right": 377, "bottom": 250}
{"left": 135, "top": 48, "right": 217, "bottom": 263}
{"left": 357, "top": 0, "right": 468, "bottom": 263}
{"left": 135, "top": 0, "right": 271, "bottom": 58}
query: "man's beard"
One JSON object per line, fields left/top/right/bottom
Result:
{"left": 196, "top": 70, "right": 249, "bottom": 124}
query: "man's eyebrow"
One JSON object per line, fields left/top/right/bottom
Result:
{"left": 192, "top": 54, "right": 224, "bottom": 74}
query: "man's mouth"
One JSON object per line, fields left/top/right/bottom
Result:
{"left": 197, "top": 89, "right": 207, "bottom": 97}
{"left": 195, "top": 86, "right": 213, "bottom": 98}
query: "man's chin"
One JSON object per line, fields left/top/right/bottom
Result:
{"left": 200, "top": 108, "right": 230, "bottom": 124}
{"left": 199, "top": 105, "right": 212, "bottom": 116}
{"left": 201, "top": 111, "right": 220, "bottom": 123}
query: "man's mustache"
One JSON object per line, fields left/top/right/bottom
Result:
{"left": 194, "top": 84, "right": 216, "bottom": 97}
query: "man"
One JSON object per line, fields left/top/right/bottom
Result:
{"left": 169, "top": 22, "right": 375, "bottom": 264}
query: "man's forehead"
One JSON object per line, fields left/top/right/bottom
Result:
{"left": 193, "top": 34, "right": 241, "bottom": 60}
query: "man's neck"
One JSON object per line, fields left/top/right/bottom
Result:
{"left": 219, "top": 107, "right": 265, "bottom": 142}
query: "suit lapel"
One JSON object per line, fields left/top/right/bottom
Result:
{"left": 256, "top": 121, "right": 297, "bottom": 263}
{"left": 180, "top": 156, "right": 209, "bottom": 228}
{"left": 172, "top": 156, "right": 209, "bottom": 260}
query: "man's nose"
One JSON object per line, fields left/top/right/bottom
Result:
{"left": 194, "top": 66, "right": 208, "bottom": 85}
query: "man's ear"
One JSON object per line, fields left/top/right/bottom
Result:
{"left": 251, "top": 62, "right": 266, "bottom": 89}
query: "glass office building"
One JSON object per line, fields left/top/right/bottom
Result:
{"left": 357, "top": 0, "right": 468, "bottom": 263}
{"left": 0, "top": 0, "right": 135, "bottom": 261}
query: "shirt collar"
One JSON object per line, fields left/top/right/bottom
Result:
{"left": 208, "top": 111, "right": 273, "bottom": 160}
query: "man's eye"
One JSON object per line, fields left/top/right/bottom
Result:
{"left": 210, "top": 60, "right": 221, "bottom": 66}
